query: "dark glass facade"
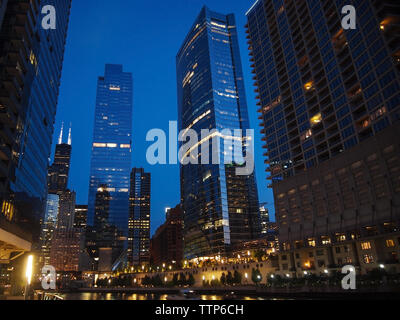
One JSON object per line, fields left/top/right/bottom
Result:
{"left": 246, "top": 0, "right": 400, "bottom": 183}
{"left": 176, "top": 7, "right": 261, "bottom": 259}
{"left": 0, "top": 0, "right": 71, "bottom": 257}
{"left": 246, "top": 0, "right": 400, "bottom": 249}
{"left": 128, "top": 168, "right": 150, "bottom": 266}
{"left": 48, "top": 124, "right": 72, "bottom": 194}
{"left": 87, "top": 64, "right": 133, "bottom": 246}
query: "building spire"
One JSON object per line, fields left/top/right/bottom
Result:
{"left": 58, "top": 122, "right": 64, "bottom": 145}
{"left": 68, "top": 123, "right": 72, "bottom": 145}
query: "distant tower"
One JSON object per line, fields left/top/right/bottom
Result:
{"left": 48, "top": 123, "right": 73, "bottom": 194}
{"left": 87, "top": 64, "right": 133, "bottom": 262}
{"left": 128, "top": 168, "right": 151, "bottom": 266}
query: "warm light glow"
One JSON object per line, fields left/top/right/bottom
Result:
{"left": 25, "top": 255, "right": 33, "bottom": 285}
{"left": 310, "top": 113, "right": 322, "bottom": 126}
{"left": 304, "top": 81, "right": 314, "bottom": 91}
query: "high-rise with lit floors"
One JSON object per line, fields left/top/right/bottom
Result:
{"left": 87, "top": 64, "right": 133, "bottom": 265}
{"left": 246, "top": 0, "right": 400, "bottom": 271}
{"left": 128, "top": 168, "right": 150, "bottom": 266}
{"left": 176, "top": 7, "right": 261, "bottom": 260}
{"left": 0, "top": 0, "right": 72, "bottom": 263}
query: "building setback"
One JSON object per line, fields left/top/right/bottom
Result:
{"left": 176, "top": 6, "right": 261, "bottom": 260}
{"left": 246, "top": 0, "right": 400, "bottom": 272}
{"left": 128, "top": 168, "right": 151, "bottom": 266}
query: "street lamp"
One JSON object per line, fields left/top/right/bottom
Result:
{"left": 379, "top": 264, "right": 385, "bottom": 269}
{"left": 24, "top": 255, "right": 33, "bottom": 300}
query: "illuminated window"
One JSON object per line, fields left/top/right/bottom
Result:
{"left": 301, "top": 129, "right": 312, "bottom": 142}
{"left": 107, "top": 143, "right": 117, "bottom": 148}
{"left": 363, "top": 254, "right": 374, "bottom": 264}
{"left": 310, "top": 113, "right": 322, "bottom": 126}
{"left": 386, "top": 239, "right": 395, "bottom": 248}
{"left": 361, "top": 242, "right": 372, "bottom": 250}
{"left": 93, "top": 143, "right": 107, "bottom": 148}
{"left": 304, "top": 81, "right": 314, "bottom": 91}
{"left": 308, "top": 239, "right": 316, "bottom": 247}
{"left": 109, "top": 85, "right": 121, "bottom": 91}
{"left": 120, "top": 144, "right": 131, "bottom": 149}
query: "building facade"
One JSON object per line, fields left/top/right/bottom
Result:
{"left": 176, "top": 6, "right": 261, "bottom": 260}
{"left": 128, "top": 168, "right": 151, "bottom": 266}
{"left": 87, "top": 64, "right": 133, "bottom": 256}
{"left": 150, "top": 205, "right": 184, "bottom": 266}
{"left": 0, "top": 0, "right": 72, "bottom": 263}
{"left": 48, "top": 124, "right": 72, "bottom": 194}
{"left": 39, "top": 194, "right": 59, "bottom": 266}
{"left": 246, "top": 0, "right": 400, "bottom": 272}
{"left": 74, "top": 205, "right": 88, "bottom": 230}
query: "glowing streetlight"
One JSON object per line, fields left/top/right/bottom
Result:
{"left": 25, "top": 255, "right": 33, "bottom": 285}
{"left": 24, "top": 255, "right": 33, "bottom": 300}
{"left": 324, "top": 269, "right": 329, "bottom": 274}
{"left": 379, "top": 264, "right": 385, "bottom": 269}
{"left": 286, "top": 274, "right": 290, "bottom": 278}
{"left": 270, "top": 275, "right": 275, "bottom": 279}
{"left": 245, "top": 273, "right": 248, "bottom": 279}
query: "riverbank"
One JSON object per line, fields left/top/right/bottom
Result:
{"left": 68, "top": 285, "right": 400, "bottom": 300}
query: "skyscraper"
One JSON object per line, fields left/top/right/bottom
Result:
{"left": 48, "top": 123, "right": 72, "bottom": 194}
{"left": 0, "top": 0, "right": 72, "bottom": 262}
{"left": 128, "top": 168, "right": 151, "bottom": 266}
{"left": 176, "top": 7, "right": 261, "bottom": 260}
{"left": 87, "top": 64, "right": 133, "bottom": 264}
{"left": 246, "top": 0, "right": 400, "bottom": 269}
{"left": 40, "top": 194, "right": 59, "bottom": 266}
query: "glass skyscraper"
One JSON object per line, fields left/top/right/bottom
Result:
{"left": 0, "top": 0, "right": 72, "bottom": 258}
{"left": 246, "top": 0, "right": 400, "bottom": 254}
{"left": 176, "top": 7, "right": 261, "bottom": 260}
{"left": 87, "top": 64, "right": 133, "bottom": 254}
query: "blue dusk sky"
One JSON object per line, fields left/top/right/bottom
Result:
{"left": 53, "top": 0, "right": 274, "bottom": 235}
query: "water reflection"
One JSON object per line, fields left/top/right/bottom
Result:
{"left": 63, "top": 293, "right": 264, "bottom": 301}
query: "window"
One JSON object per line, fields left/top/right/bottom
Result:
{"left": 361, "top": 242, "right": 372, "bottom": 250}
{"left": 335, "top": 247, "right": 341, "bottom": 254}
{"left": 386, "top": 239, "right": 395, "bottom": 248}
{"left": 363, "top": 254, "right": 374, "bottom": 264}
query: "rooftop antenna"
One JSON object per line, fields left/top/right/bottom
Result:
{"left": 58, "top": 122, "right": 64, "bottom": 145}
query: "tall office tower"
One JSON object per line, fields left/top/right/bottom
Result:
{"left": 0, "top": 0, "right": 71, "bottom": 263}
{"left": 74, "top": 205, "right": 88, "bottom": 230}
{"left": 246, "top": 0, "right": 400, "bottom": 267}
{"left": 87, "top": 64, "right": 133, "bottom": 258}
{"left": 176, "top": 7, "right": 261, "bottom": 259}
{"left": 128, "top": 168, "right": 150, "bottom": 266}
{"left": 39, "top": 194, "right": 60, "bottom": 266}
{"left": 48, "top": 124, "right": 72, "bottom": 194}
